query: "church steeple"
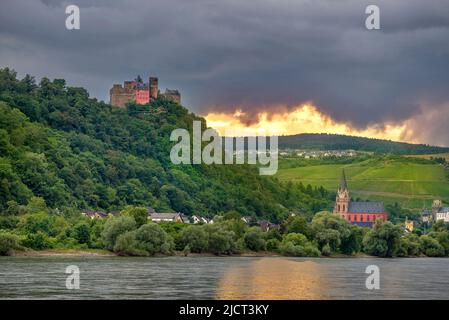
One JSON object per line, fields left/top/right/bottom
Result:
{"left": 339, "top": 169, "right": 348, "bottom": 190}
{"left": 334, "top": 169, "right": 350, "bottom": 215}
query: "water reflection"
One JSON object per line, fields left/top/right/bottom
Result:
{"left": 1, "top": 256, "right": 448, "bottom": 299}
{"left": 217, "top": 258, "right": 327, "bottom": 299}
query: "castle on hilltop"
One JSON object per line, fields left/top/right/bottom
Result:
{"left": 109, "top": 75, "right": 181, "bottom": 107}
{"left": 333, "top": 169, "right": 388, "bottom": 228}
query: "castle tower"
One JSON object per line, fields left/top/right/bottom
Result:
{"left": 432, "top": 200, "right": 442, "bottom": 213}
{"left": 149, "top": 77, "right": 158, "bottom": 100}
{"left": 432, "top": 199, "right": 442, "bottom": 220}
{"left": 333, "top": 169, "right": 350, "bottom": 216}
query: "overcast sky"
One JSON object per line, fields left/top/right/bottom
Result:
{"left": 1, "top": 0, "right": 449, "bottom": 145}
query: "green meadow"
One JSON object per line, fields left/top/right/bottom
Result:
{"left": 276, "top": 157, "right": 449, "bottom": 211}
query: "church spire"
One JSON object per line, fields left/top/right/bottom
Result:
{"left": 339, "top": 169, "right": 348, "bottom": 190}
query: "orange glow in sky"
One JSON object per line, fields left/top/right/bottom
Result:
{"left": 204, "top": 104, "right": 415, "bottom": 142}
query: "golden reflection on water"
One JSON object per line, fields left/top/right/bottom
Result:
{"left": 216, "top": 258, "right": 327, "bottom": 299}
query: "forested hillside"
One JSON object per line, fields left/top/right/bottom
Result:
{"left": 279, "top": 133, "right": 449, "bottom": 154}
{"left": 0, "top": 68, "right": 332, "bottom": 221}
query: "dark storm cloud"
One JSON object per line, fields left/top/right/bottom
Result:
{"left": 1, "top": 0, "right": 449, "bottom": 143}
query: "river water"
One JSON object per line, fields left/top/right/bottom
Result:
{"left": 0, "top": 256, "right": 447, "bottom": 299}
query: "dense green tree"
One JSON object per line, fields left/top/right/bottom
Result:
{"left": 72, "top": 223, "right": 90, "bottom": 244}
{"left": 310, "top": 211, "right": 359, "bottom": 254}
{"left": 363, "top": 221, "right": 402, "bottom": 257}
{"left": 122, "top": 207, "right": 148, "bottom": 228}
{"left": 314, "top": 228, "right": 340, "bottom": 253}
{"left": 134, "top": 223, "right": 174, "bottom": 255}
{"left": 25, "top": 197, "right": 47, "bottom": 214}
{"left": 266, "top": 238, "right": 280, "bottom": 251}
{"left": 21, "top": 231, "right": 53, "bottom": 250}
{"left": 285, "top": 216, "right": 310, "bottom": 238}
{"left": 278, "top": 232, "right": 320, "bottom": 257}
{"left": 179, "top": 225, "right": 208, "bottom": 253}
{"left": 0, "top": 233, "right": 19, "bottom": 255}
{"left": 223, "top": 211, "right": 241, "bottom": 221}
{"left": 340, "top": 225, "right": 365, "bottom": 255}
{"left": 101, "top": 216, "right": 136, "bottom": 250}
{"left": 386, "top": 202, "right": 419, "bottom": 224}
{"left": 0, "top": 216, "right": 19, "bottom": 230}
{"left": 113, "top": 230, "right": 141, "bottom": 256}
{"left": 243, "top": 227, "right": 266, "bottom": 251}
{"left": 419, "top": 235, "right": 445, "bottom": 257}
{"left": 398, "top": 233, "right": 421, "bottom": 257}
{"left": 204, "top": 224, "right": 235, "bottom": 255}
{"left": 20, "top": 213, "right": 52, "bottom": 235}
{"left": 428, "top": 231, "right": 449, "bottom": 255}
{"left": 431, "top": 220, "right": 448, "bottom": 232}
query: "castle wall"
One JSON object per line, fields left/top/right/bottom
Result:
{"left": 110, "top": 85, "right": 135, "bottom": 107}
{"left": 161, "top": 89, "right": 181, "bottom": 104}
{"left": 136, "top": 89, "right": 150, "bottom": 104}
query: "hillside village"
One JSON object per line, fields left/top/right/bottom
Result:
{"left": 81, "top": 207, "right": 281, "bottom": 232}
{"left": 279, "top": 149, "right": 362, "bottom": 158}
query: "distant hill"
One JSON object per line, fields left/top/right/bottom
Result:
{"left": 278, "top": 133, "right": 449, "bottom": 155}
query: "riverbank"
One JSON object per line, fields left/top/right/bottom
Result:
{"left": 10, "top": 248, "right": 116, "bottom": 257}
{"left": 9, "top": 249, "right": 282, "bottom": 257}
{"left": 7, "top": 249, "right": 375, "bottom": 258}
{"left": 7, "top": 247, "right": 438, "bottom": 258}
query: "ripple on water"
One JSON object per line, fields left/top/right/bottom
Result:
{"left": 1, "top": 256, "right": 448, "bottom": 299}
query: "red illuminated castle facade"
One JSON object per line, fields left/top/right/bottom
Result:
{"left": 109, "top": 75, "right": 180, "bottom": 107}
{"left": 333, "top": 170, "right": 387, "bottom": 228}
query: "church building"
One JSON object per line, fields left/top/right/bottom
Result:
{"left": 333, "top": 170, "right": 388, "bottom": 228}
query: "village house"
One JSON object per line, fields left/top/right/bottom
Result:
{"left": 258, "top": 220, "right": 280, "bottom": 232}
{"left": 148, "top": 212, "right": 184, "bottom": 223}
{"left": 191, "top": 215, "right": 213, "bottom": 224}
{"left": 81, "top": 210, "right": 111, "bottom": 219}
{"left": 403, "top": 217, "right": 414, "bottom": 233}
{"left": 241, "top": 216, "right": 256, "bottom": 224}
{"left": 435, "top": 209, "right": 449, "bottom": 222}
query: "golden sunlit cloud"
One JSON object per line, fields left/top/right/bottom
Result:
{"left": 204, "top": 104, "right": 417, "bottom": 143}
